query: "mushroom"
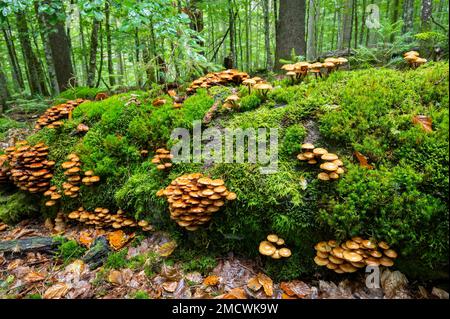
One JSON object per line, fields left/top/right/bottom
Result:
{"left": 278, "top": 248, "right": 292, "bottom": 258}
{"left": 259, "top": 241, "right": 276, "bottom": 256}
{"left": 225, "top": 95, "right": 241, "bottom": 110}
{"left": 253, "top": 83, "right": 273, "bottom": 99}
{"left": 267, "top": 234, "right": 279, "bottom": 243}
{"left": 320, "top": 162, "right": 338, "bottom": 172}
{"left": 321, "top": 153, "right": 339, "bottom": 161}
{"left": 317, "top": 172, "right": 330, "bottom": 181}
{"left": 242, "top": 78, "right": 256, "bottom": 94}
{"left": 286, "top": 71, "right": 297, "bottom": 84}
{"left": 301, "top": 143, "right": 315, "bottom": 151}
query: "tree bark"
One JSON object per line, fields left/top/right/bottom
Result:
{"left": 307, "top": 0, "right": 318, "bottom": 60}
{"left": 0, "top": 237, "right": 58, "bottom": 254}
{"left": 263, "top": 0, "right": 272, "bottom": 71}
{"left": 34, "top": 1, "right": 59, "bottom": 95}
{"left": 15, "top": 11, "right": 48, "bottom": 96}
{"left": 390, "top": 0, "right": 400, "bottom": 42}
{"left": 340, "top": 0, "right": 353, "bottom": 51}
{"left": 275, "top": 0, "right": 306, "bottom": 69}
{"left": 228, "top": 0, "right": 236, "bottom": 68}
{"left": 0, "top": 59, "right": 9, "bottom": 112}
{"left": 421, "top": 0, "right": 433, "bottom": 31}
{"left": 1, "top": 18, "right": 25, "bottom": 90}
{"left": 105, "top": 0, "right": 115, "bottom": 87}
{"left": 87, "top": 19, "right": 100, "bottom": 88}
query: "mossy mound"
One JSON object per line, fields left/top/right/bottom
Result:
{"left": 1, "top": 62, "right": 448, "bottom": 281}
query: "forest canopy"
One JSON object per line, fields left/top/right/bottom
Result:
{"left": 0, "top": 0, "right": 448, "bottom": 103}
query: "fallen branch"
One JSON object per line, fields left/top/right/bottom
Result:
{"left": 0, "top": 237, "right": 58, "bottom": 254}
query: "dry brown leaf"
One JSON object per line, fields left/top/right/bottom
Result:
{"left": 43, "top": 283, "right": 70, "bottom": 299}
{"left": 280, "top": 280, "right": 311, "bottom": 298}
{"left": 157, "top": 240, "right": 177, "bottom": 257}
{"left": 162, "top": 281, "right": 178, "bottom": 293}
{"left": 247, "top": 277, "right": 262, "bottom": 291}
{"left": 79, "top": 231, "right": 94, "bottom": 248}
{"left": 412, "top": 115, "right": 433, "bottom": 132}
{"left": 354, "top": 151, "right": 374, "bottom": 169}
{"left": 203, "top": 275, "right": 220, "bottom": 286}
{"left": 221, "top": 287, "right": 247, "bottom": 299}
{"left": 65, "top": 259, "right": 85, "bottom": 277}
{"left": 0, "top": 223, "right": 8, "bottom": 231}
{"left": 108, "top": 270, "right": 123, "bottom": 285}
{"left": 282, "top": 293, "right": 297, "bottom": 299}
{"left": 257, "top": 273, "right": 273, "bottom": 297}
{"left": 108, "top": 230, "right": 129, "bottom": 250}
{"left": 152, "top": 98, "right": 166, "bottom": 106}
{"left": 7, "top": 259, "right": 22, "bottom": 271}
{"left": 24, "top": 271, "right": 46, "bottom": 283}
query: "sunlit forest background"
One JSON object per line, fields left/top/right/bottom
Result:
{"left": 0, "top": 0, "right": 448, "bottom": 104}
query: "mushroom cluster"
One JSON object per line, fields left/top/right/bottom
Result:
{"left": 35, "top": 99, "right": 86, "bottom": 130}
{"left": 223, "top": 94, "right": 240, "bottom": 110}
{"left": 151, "top": 148, "right": 173, "bottom": 171}
{"left": 281, "top": 58, "right": 348, "bottom": 83}
{"left": 314, "top": 237, "right": 398, "bottom": 274}
{"left": 61, "top": 153, "right": 83, "bottom": 199}
{"left": 186, "top": 69, "right": 250, "bottom": 95}
{"left": 53, "top": 212, "right": 66, "bottom": 233}
{"left": 259, "top": 234, "right": 292, "bottom": 259}
{"left": 2, "top": 141, "right": 54, "bottom": 194}
{"left": 404, "top": 51, "right": 427, "bottom": 68}
{"left": 156, "top": 173, "right": 237, "bottom": 231}
{"left": 297, "top": 143, "right": 345, "bottom": 181}
{"left": 67, "top": 207, "right": 153, "bottom": 231}
{"left": 44, "top": 186, "right": 62, "bottom": 207}
{"left": 0, "top": 154, "right": 10, "bottom": 184}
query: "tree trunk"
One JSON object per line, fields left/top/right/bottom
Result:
{"left": 263, "top": 0, "right": 272, "bottom": 71}
{"left": 0, "top": 59, "right": 9, "bottom": 112}
{"left": 79, "top": 12, "right": 88, "bottom": 84}
{"left": 87, "top": 19, "right": 100, "bottom": 88}
{"left": 246, "top": 0, "right": 251, "bottom": 71}
{"left": 134, "top": 29, "right": 142, "bottom": 88}
{"left": 421, "top": 0, "right": 433, "bottom": 31}
{"left": 1, "top": 18, "right": 25, "bottom": 90}
{"left": 390, "top": 0, "right": 400, "bottom": 42}
{"left": 105, "top": 1, "right": 115, "bottom": 87}
{"left": 228, "top": 0, "right": 236, "bottom": 68}
{"left": 307, "top": 0, "right": 317, "bottom": 60}
{"left": 402, "top": 0, "right": 415, "bottom": 34}
{"left": 359, "top": 0, "right": 366, "bottom": 45}
{"left": 340, "top": 0, "right": 353, "bottom": 51}
{"left": 15, "top": 11, "right": 48, "bottom": 96}
{"left": 34, "top": 1, "right": 59, "bottom": 95}
{"left": 275, "top": 0, "right": 306, "bottom": 69}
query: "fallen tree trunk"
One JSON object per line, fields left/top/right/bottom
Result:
{"left": 0, "top": 236, "right": 58, "bottom": 254}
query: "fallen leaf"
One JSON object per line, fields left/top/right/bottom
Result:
{"left": 24, "top": 271, "right": 46, "bottom": 283}
{"left": 65, "top": 259, "right": 85, "bottom": 277}
{"left": 157, "top": 240, "right": 177, "bottom": 257}
{"left": 354, "top": 151, "right": 374, "bottom": 169}
{"left": 412, "top": 115, "right": 433, "bottom": 132}
{"left": 44, "top": 283, "right": 70, "bottom": 299}
{"left": 221, "top": 287, "right": 247, "bottom": 299}
{"left": 108, "top": 270, "right": 123, "bottom": 285}
{"left": 162, "top": 281, "right": 178, "bottom": 293}
{"left": 108, "top": 230, "right": 129, "bottom": 250}
{"left": 282, "top": 293, "right": 297, "bottom": 299}
{"left": 203, "top": 275, "right": 220, "bottom": 286}
{"left": 152, "top": 98, "right": 166, "bottom": 107}
{"left": 431, "top": 287, "right": 449, "bottom": 299}
{"left": 79, "top": 231, "right": 94, "bottom": 248}
{"left": 280, "top": 280, "right": 311, "bottom": 298}
{"left": 7, "top": 259, "right": 22, "bottom": 271}
{"left": 257, "top": 273, "right": 273, "bottom": 297}
{"left": 247, "top": 277, "right": 262, "bottom": 291}
{"left": 0, "top": 223, "right": 8, "bottom": 231}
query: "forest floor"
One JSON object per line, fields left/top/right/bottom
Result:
{"left": 0, "top": 220, "right": 448, "bottom": 300}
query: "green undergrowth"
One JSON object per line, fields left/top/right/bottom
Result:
{"left": 1, "top": 63, "right": 448, "bottom": 281}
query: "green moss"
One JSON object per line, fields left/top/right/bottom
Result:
{"left": 133, "top": 290, "right": 150, "bottom": 299}
{"left": 0, "top": 190, "right": 40, "bottom": 223}
{"left": 56, "top": 87, "right": 105, "bottom": 101}
{"left": 1, "top": 63, "right": 448, "bottom": 281}
{"left": 104, "top": 249, "right": 129, "bottom": 269}
{"left": 55, "top": 238, "right": 86, "bottom": 263}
